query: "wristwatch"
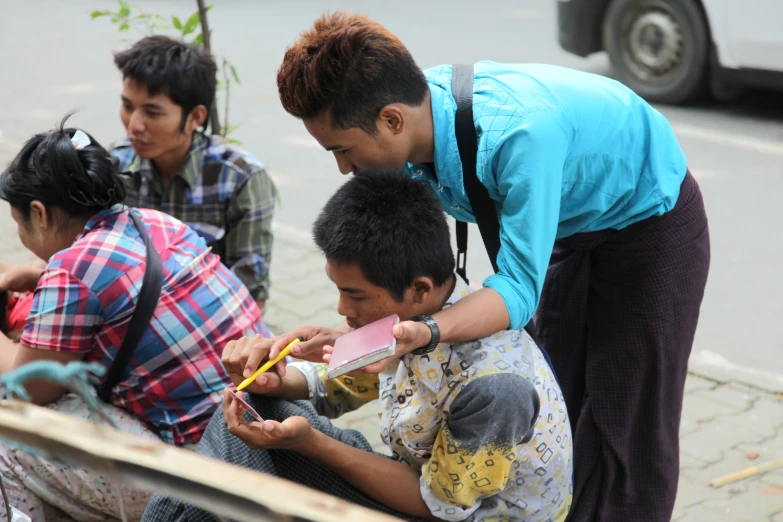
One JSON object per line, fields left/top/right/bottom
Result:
{"left": 409, "top": 315, "right": 440, "bottom": 355}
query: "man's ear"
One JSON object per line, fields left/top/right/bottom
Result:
{"left": 378, "top": 105, "right": 405, "bottom": 135}
{"left": 186, "top": 105, "right": 209, "bottom": 133}
{"left": 411, "top": 276, "right": 435, "bottom": 304}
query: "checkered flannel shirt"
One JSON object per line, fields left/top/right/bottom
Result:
{"left": 111, "top": 133, "right": 276, "bottom": 301}
{"left": 21, "top": 206, "right": 271, "bottom": 445}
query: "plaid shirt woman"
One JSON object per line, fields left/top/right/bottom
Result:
{"left": 0, "top": 120, "right": 271, "bottom": 521}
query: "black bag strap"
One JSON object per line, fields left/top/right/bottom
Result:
{"left": 97, "top": 210, "right": 164, "bottom": 403}
{"left": 451, "top": 64, "right": 539, "bottom": 344}
{"left": 452, "top": 64, "right": 502, "bottom": 279}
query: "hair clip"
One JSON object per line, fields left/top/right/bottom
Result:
{"left": 68, "top": 187, "right": 94, "bottom": 207}
{"left": 70, "top": 130, "right": 91, "bottom": 150}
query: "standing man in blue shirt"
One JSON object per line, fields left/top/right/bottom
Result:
{"left": 273, "top": 12, "right": 710, "bottom": 522}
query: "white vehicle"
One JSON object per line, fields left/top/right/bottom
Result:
{"left": 557, "top": 0, "right": 783, "bottom": 103}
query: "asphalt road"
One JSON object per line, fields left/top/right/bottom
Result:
{"left": 1, "top": 0, "right": 781, "bottom": 377}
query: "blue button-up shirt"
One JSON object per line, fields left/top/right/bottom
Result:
{"left": 407, "top": 62, "right": 687, "bottom": 329}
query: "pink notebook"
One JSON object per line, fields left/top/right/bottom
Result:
{"left": 327, "top": 314, "right": 400, "bottom": 378}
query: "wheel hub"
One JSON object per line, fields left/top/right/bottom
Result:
{"left": 627, "top": 10, "right": 683, "bottom": 77}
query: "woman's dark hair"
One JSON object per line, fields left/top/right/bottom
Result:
{"left": 313, "top": 169, "right": 455, "bottom": 301}
{"left": 1, "top": 114, "right": 126, "bottom": 220}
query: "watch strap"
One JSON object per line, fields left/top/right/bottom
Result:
{"left": 409, "top": 314, "right": 440, "bottom": 355}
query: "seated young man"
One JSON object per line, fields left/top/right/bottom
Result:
{"left": 111, "top": 35, "right": 276, "bottom": 310}
{"left": 143, "top": 170, "right": 573, "bottom": 522}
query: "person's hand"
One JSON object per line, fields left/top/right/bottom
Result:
{"left": 222, "top": 324, "right": 348, "bottom": 394}
{"left": 0, "top": 263, "right": 43, "bottom": 293}
{"left": 223, "top": 389, "right": 312, "bottom": 451}
{"left": 222, "top": 334, "right": 286, "bottom": 394}
{"left": 267, "top": 324, "right": 351, "bottom": 364}
{"left": 323, "top": 320, "right": 432, "bottom": 374}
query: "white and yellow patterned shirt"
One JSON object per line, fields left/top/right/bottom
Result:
{"left": 293, "top": 276, "right": 572, "bottom": 521}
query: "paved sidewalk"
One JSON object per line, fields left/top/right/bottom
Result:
{"left": 266, "top": 227, "right": 783, "bottom": 522}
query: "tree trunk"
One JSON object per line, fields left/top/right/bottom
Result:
{"left": 196, "top": 0, "right": 221, "bottom": 136}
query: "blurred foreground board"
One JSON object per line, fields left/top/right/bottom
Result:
{"left": 0, "top": 400, "right": 401, "bottom": 522}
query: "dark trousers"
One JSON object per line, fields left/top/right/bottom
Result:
{"left": 142, "top": 396, "right": 420, "bottom": 522}
{"left": 535, "top": 172, "right": 710, "bottom": 522}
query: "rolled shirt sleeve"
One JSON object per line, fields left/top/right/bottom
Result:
{"left": 482, "top": 112, "right": 570, "bottom": 329}
{"left": 21, "top": 268, "right": 104, "bottom": 353}
{"left": 287, "top": 361, "right": 380, "bottom": 419}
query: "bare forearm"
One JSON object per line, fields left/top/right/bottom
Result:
{"left": 432, "top": 287, "right": 510, "bottom": 343}
{"left": 244, "top": 367, "right": 309, "bottom": 401}
{"left": 273, "top": 367, "right": 310, "bottom": 401}
{"left": 299, "top": 429, "right": 437, "bottom": 520}
{"left": 0, "top": 263, "right": 44, "bottom": 293}
{"left": 22, "top": 265, "right": 45, "bottom": 289}
{"left": 0, "top": 337, "right": 79, "bottom": 404}
{"left": 0, "top": 333, "right": 20, "bottom": 374}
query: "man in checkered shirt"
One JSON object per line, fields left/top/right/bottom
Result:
{"left": 111, "top": 36, "right": 276, "bottom": 311}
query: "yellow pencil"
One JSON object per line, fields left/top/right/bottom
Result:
{"left": 236, "top": 337, "right": 303, "bottom": 391}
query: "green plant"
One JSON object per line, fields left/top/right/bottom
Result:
{"left": 91, "top": 0, "right": 241, "bottom": 142}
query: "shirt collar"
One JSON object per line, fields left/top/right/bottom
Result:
{"left": 402, "top": 274, "right": 474, "bottom": 394}
{"left": 406, "top": 67, "right": 463, "bottom": 190}
{"left": 73, "top": 204, "right": 126, "bottom": 243}
{"left": 132, "top": 132, "right": 209, "bottom": 190}
{"left": 178, "top": 132, "right": 209, "bottom": 188}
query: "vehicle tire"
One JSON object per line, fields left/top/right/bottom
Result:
{"left": 602, "top": 0, "right": 710, "bottom": 104}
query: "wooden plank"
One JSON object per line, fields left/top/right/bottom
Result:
{"left": 0, "top": 400, "right": 401, "bottom": 522}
